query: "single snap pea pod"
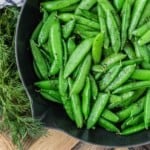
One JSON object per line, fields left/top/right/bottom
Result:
{"left": 138, "top": 1, "right": 150, "bottom": 26}
{"left": 33, "top": 61, "right": 43, "bottom": 79}
{"left": 116, "top": 97, "right": 145, "bottom": 122}
{"left": 59, "top": 4, "right": 78, "bottom": 13}
{"left": 82, "top": 77, "right": 91, "bottom": 120}
{"left": 92, "top": 65, "right": 106, "bottom": 73}
{"left": 113, "top": 81, "right": 150, "bottom": 94}
{"left": 109, "top": 94, "right": 122, "bottom": 104}
{"left": 58, "top": 13, "right": 75, "bottom": 22}
{"left": 30, "top": 40, "right": 48, "bottom": 79}
{"left": 31, "top": 21, "right": 43, "bottom": 42}
{"left": 144, "top": 89, "right": 150, "bottom": 129}
{"left": 120, "top": 58, "right": 143, "bottom": 66}
{"left": 92, "top": 33, "right": 104, "bottom": 64}
{"left": 120, "top": 123, "right": 145, "bottom": 135}
{"left": 124, "top": 44, "right": 136, "bottom": 59}
{"left": 42, "top": 9, "right": 49, "bottom": 23}
{"left": 102, "top": 109, "right": 119, "bottom": 123}
{"left": 68, "top": 78, "right": 83, "bottom": 128}
{"left": 98, "top": 117, "right": 120, "bottom": 133}
{"left": 131, "top": 69, "right": 150, "bottom": 81}
{"left": 102, "top": 8, "right": 121, "bottom": 53}
{"left": 97, "top": 5, "right": 110, "bottom": 49}
{"left": 107, "top": 64, "right": 136, "bottom": 91}
{"left": 62, "top": 19, "right": 76, "bottom": 39}
{"left": 89, "top": 75, "right": 98, "bottom": 100}
{"left": 87, "top": 93, "right": 110, "bottom": 129}
{"left": 121, "top": 112, "right": 144, "bottom": 130}
{"left": 75, "top": 0, "right": 97, "bottom": 14}
{"left": 77, "top": 9, "right": 98, "bottom": 22}
{"left": 121, "top": 0, "right": 132, "bottom": 49}
{"left": 75, "top": 23, "right": 98, "bottom": 32}
{"left": 38, "top": 11, "right": 57, "bottom": 45}
{"left": 67, "top": 37, "right": 76, "bottom": 56}
{"left": 128, "top": 0, "right": 148, "bottom": 39}
{"left": 99, "top": 64, "right": 122, "bottom": 90}
{"left": 41, "top": 0, "right": 80, "bottom": 11}
{"left": 61, "top": 96, "right": 74, "bottom": 121}
{"left": 71, "top": 54, "right": 91, "bottom": 94}
{"left": 40, "top": 89, "right": 62, "bottom": 104}
{"left": 49, "top": 17, "right": 63, "bottom": 75}
{"left": 138, "top": 30, "right": 150, "bottom": 46}
{"left": 64, "top": 38, "right": 93, "bottom": 78}
{"left": 133, "top": 21, "right": 150, "bottom": 37}
{"left": 113, "top": 0, "right": 124, "bottom": 11}
{"left": 34, "top": 80, "right": 58, "bottom": 90}
{"left": 62, "top": 39, "right": 68, "bottom": 65}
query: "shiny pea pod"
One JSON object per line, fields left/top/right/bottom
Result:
{"left": 124, "top": 44, "right": 136, "bottom": 59}
{"left": 120, "top": 123, "right": 145, "bottom": 135}
{"left": 75, "top": 23, "right": 98, "bottom": 32}
{"left": 120, "top": 58, "right": 143, "bottom": 66}
{"left": 138, "top": 30, "right": 150, "bottom": 46}
{"left": 49, "top": 17, "right": 63, "bottom": 75}
{"left": 113, "top": 0, "right": 124, "bottom": 11}
{"left": 30, "top": 40, "right": 48, "bottom": 79}
{"left": 98, "top": 117, "right": 120, "bottom": 133}
{"left": 121, "top": 112, "right": 144, "bottom": 129}
{"left": 71, "top": 54, "right": 91, "bottom": 94}
{"left": 87, "top": 93, "right": 110, "bottom": 129}
{"left": 144, "top": 89, "right": 150, "bottom": 129}
{"left": 34, "top": 80, "right": 58, "bottom": 90}
{"left": 62, "top": 19, "right": 76, "bottom": 39}
{"left": 128, "top": 0, "right": 148, "bottom": 39}
{"left": 99, "top": 64, "right": 122, "bottom": 90}
{"left": 41, "top": 0, "right": 80, "bottom": 11}
{"left": 40, "top": 89, "right": 62, "bottom": 104}
{"left": 62, "top": 39, "right": 68, "bottom": 65}
{"left": 67, "top": 37, "right": 76, "bottom": 55}
{"left": 113, "top": 81, "right": 150, "bottom": 94}
{"left": 59, "top": 4, "right": 78, "bottom": 13}
{"left": 92, "top": 33, "right": 104, "bottom": 64}
{"left": 107, "top": 64, "right": 136, "bottom": 91}
{"left": 64, "top": 38, "right": 93, "bottom": 78}
{"left": 82, "top": 77, "right": 91, "bottom": 120}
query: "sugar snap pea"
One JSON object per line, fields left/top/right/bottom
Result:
{"left": 67, "top": 37, "right": 76, "bottom": 56}
{"left": 138, "top": 30, "right": 150, "bottom": 46}
{"left": 113, "top": 0, "right": 124, "bottom": 11}
{"left": 124, "top": 44, "right": 136, "bottom": 59}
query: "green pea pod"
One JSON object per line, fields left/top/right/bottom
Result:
{"left": 113, "top": 0, "right": 124, "bottom": 11}
{"left": 38, "top": 12, "right": 57, "bottom": 45}
{"left": 61, "top": 96, "right": 74, "bottom": 121}
{"left": 62, "top": 39, "right": 68, "bottom": 65}
{"left": 49, "top": 17, "right": 63, "bottom": 75}
{"left": 89, "top": 75, "right": 98, "bottom": 100}
{"left": 75, "top": 23, "right": 98, "bottom": 32}
{"left": 99, "top": 64, "right": 122, "bottom": 90}
{"left": 133, "top": 21, "right": 150, "bottom": 37}
{"left": 120, "top": 123, "right": 145, "bottom": 135}
{"left": 128, "top": 0, "right": 147, "bottom": 39}
{"left": 131, "top": 69, "right": 150, "bottom": 80}
{"left": 124, "top": 44, "right": 136, "bottom": 59}
{"left": 67, "top": 37, "right": 76, "bottom": 56}
{"left": 94, "top": 72, "right": 103, "bottom": 80}
{"left": 97, "top": 4, "right": 109, "bottom": 49}
{"left": 40, "top": 89, "right": 62, "bottom": 104}
{"left": 30, "top": 40, "right": 48, "bottom": 79}
{"left": 64, "top": 38, "right": 93, "bottom": 78}
{"left": 68, "top": 78, "right": 83, "bottom": 128}
{"left": 33, "top": 61, "right": 43, "bottom": 79}
{"left": 116, "top": 97, "right": 145, "bottom": 122}
{"left": 109, "top": 94, "right": 122, "bottom": 104}
{"left": 62, "top": 19, "right": 76, "bottom": 39}
{"left": 71, "top": 54, "right": 91, "bottom": 94}
{"left": 144, "top": 89, "right": 150, "bottom": 129}
{"left": 59, "top": 4, "right": 78, "bottom": 13}
{"left": 75, "top": 0, "right": 97, "bottom": 14}
{"left": 31, "top": 21, "right": 43, "bottom": 42}
{"left": 102, "top": 109, "right": 119, "bottom": 123}
{"left": 58, "top": 13, "right": 75, "bottom": 22}
{"left": 107, "top": 64, "right": 136, "bottom": 91}
{"left": 121, "top": 58, "right": 143, "bottom": 66}
{"left": 138, "top": 30, "right": 150, "bottom": 46}
{"left": 102, "top": 8, "right": 121, "bottom": 53}
{"left": 42, "top": 9, "right": 49, "bottom": 23}
{"left": 92, "top": 65, "right": 105, "bottom": 73}
{"left": 121, "top": 112, "right": 144, "bottom": 129}
{"left": 87, "top": 93, "right": 110, "bottom": 129}
{"left": 98, "top": 117, "right": 120, "bottom": 133}
{"left": 82, "top": 77, "right": 91, "bottom": 120}
{"left": 121, "top": 0, "right": 132, "bottom": 49}
{"left": 34, "top": 80, "right": 58, "bottom": 90}
{"left": 41, "top": 0, "right": 80, "bottom": 11}
{"left": 113, "top": 81, "right": 150, "bottom": 94}
{"left": 92, "top": 33, "right": 104, "bottom": 64}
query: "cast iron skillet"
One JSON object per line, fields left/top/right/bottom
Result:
{"left": 15, "top": 0, "right": 150, "bottom": 147}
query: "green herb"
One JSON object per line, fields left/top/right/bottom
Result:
{"left": 0, "top": 7, "right": 46, "bottom": 149}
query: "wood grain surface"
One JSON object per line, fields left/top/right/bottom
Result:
{"left": 0, "top": 129, "right": 149, "bottom": 150}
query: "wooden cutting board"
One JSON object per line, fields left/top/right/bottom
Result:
{"left": 0, "top": 129, "right": 148, "bottom": 150}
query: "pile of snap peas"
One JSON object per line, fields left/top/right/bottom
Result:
{"left": 30, "top": 0, "right": 150, "bottom": 135}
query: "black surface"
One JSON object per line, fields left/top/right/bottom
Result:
{"left": 15, "top": 0, "right": 150, "bottom": 147}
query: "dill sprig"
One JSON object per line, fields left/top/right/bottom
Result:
{"left": 0, "top": 7, "right": 46, "bottom": 149}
